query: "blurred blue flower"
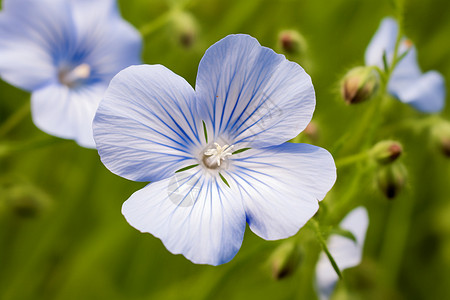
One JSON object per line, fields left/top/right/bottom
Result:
{"left": 0, "top": 0, "right": 141, "bottom": 147}
{"left": 93, "top": 34, "right": 336, "bottom": 265}
{"left": 315, "top": 207, "right": 369, "bottom": 300}
{"left": 365, "top": 17, "right": 446, "bottom": 113}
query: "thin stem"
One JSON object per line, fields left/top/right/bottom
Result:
{"left": 309, "top": 219, "right": 342, "bottom": 279}
{"left": 0, "top": 101, "right": 31, "bottom": 137}
{"left": 335, "top": 151, "right": 370, "bottom": 168}
{"left": 139, "top": 0, "right": 194, "bottom": 37}
{"left": 139, "top": 10, "right": 174, "bottom": 37}
{"left": 378, "top": 191, "right": 414, "bottom": 287}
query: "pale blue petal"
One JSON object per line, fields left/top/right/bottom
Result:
{"left": 226, "top": 143, "right": 336, "bottom": 240}
{"left": 365, "top": 17, "right": 398, "bottom": 68}
{"left": 31, "top": 83, "right": 106, "bottom": 148}
{"left": 195, "top": 34, "right": 315, "bottom": 148}
{"left": 365, "top": 18, "right": 445, "bottom": 112}
{"left": 0, "top": 0, "right": 76, "bottom": 90}
{"left": 389, "top": 70, "right": 446, "bottom": 113}
{"left": 390, "top": 42, "right": 421, "bottom": 78}
{"left": 93, "top": 65, "right": 202, "bottom": 182}
{"left": 122, "top": 169, "right": 246, "bottom": 265}
{"left": 315, "top": 207, "right": 369, "bottom": 300}
{"left": 70, "top": 0, "right": 142, "bottom": 81}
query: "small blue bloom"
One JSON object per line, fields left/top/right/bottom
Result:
{"left": 93, "top": 34, "right": 336, "bottom": 265}
{"left": 0, "top": 0, "right": 142, "bottom": 147}
{"left": 365, "top": 17, "right": 446, "bottom": 113}
{"left": 315, "top": 207, "right": 369, "bottom": 300}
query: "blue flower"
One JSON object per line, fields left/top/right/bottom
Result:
{"left": 0, "top": 0, "right": 141, "bottom": 147}
{"left": 365, "top": 17, "right": 446, "bottom": 113}
{"left": 93, "top": 34, "right": 336, "bottom": 265}
{"left": 315, "top": 207, "right": 369, "bottom": 300}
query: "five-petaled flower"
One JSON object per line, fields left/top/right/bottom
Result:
{"left": 365, "top": 17, "right": 446, "bottom": 113}
{"left": 0, "top": 0, "right": 141, "bottom": 147}
{"left": 93, "top": 34, "right": 337, "bottom": 265}
{"left": 315, "top": 207, "right": 369, "bottom": 300}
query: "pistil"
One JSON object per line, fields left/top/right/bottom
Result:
{"left": 203, "top": 143, "right": 234, "bottom": 169}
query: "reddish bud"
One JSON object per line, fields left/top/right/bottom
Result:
{"left": 341, "top": 67, "right": 379, "bottom": 104}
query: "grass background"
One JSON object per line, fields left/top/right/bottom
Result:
{"left": 1, "top": 0, "right": 450, "bottom": 299}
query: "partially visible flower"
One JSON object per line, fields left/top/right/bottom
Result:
{"left": 315, "top": 207, "right": 369, "bottom": 300}
{"left": 94, "top": 34, "right": 336, "bottom": 265}
{"left": 365, "top": 17, "right": 446, "bottom": 113}
{"left": 0, "top": 0, "right": 142, "bottom": 147}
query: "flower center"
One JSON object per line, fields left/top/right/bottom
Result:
{"left": 202, "top": 143, "right": 234, "bottom": 169}
{"left": 58, "top": 63, "right": 91, "bottom": 88}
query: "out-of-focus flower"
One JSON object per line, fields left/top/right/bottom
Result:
{"left": 93, "top": 34, "right": 336, "bottom": 265}
{"left": 365, "top": 17, "right": 446, "bottom": 113}
{"left": 341, "top": 66, "right": 380, "bottom": 104}
{"left": 315, "top": 207, "right": 369, "bottom": 300}
{"left": 0, "top": 0, "right": 142, "bottom": 147}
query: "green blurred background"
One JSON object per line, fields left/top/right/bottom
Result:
{"left": 1, "top": 0, "right": 450, "bottom": 299}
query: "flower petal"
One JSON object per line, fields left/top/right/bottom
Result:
{"left": 70, "top": 0, "right": 142, "bottom": 81}
{"left": 0, "top": 0, "right": 76, "bottom": 90}
{"left": 122, "top": 169, "right": 246, "bottom": 265}
{"left": 389, "top": 70, "right": 446, "bottom": 113}
{"left": 195, "top": 34, "right": 315, "bottom": 148}
{"left": 31, "top": 83, "right": 106, "bottom": 148}
{"left": 315, "top": 207, "right": 369, "bottom": 300}
{"left": 226, "top": 142, "right": 336, "bottom": 240}
{"left": 93, "top": 65, "right": 202, "bottom": 182}
{"left": 364, "top": 17, "right": 398, "bottom": 68}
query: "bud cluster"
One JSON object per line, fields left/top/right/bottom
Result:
{"left": 370, "top": 140, "right": 407, "bottom": 199}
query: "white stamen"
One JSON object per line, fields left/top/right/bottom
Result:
{"left": 203, "top": 142, "right": 234, "bottom": 168}
{"left": 59, "top": 63, "right": 91, "bottom": 87}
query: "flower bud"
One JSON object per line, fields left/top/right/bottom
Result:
{"left": 376, "top": 162, "right": 407, "bottom": 199}
{"left": 341, "top": 66, "right": 379, "bottom": 104}
{"left": 277, "top": 30, "right": 307, "bottom": 56}
{"left": 303, "top": 121, "right": 319, "bottom": 142}
{"left": 3, "top": 183, "right": 51, "bottom": 218}
{"left": 430, "top": 121, "right": 450, "bottom": 157}
{"left": 171, "top": 11, "right": 198, "bottom": 48}
{"left": 370, "top": 140, "right": 403, "bottom": 165}
{"left": 269, "top": 241, "right": 302, "bottom": 280}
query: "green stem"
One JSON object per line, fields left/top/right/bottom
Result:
{"left": 378, "top": 191, "right": 414, "bottom": 287}
{"left": 335, "top": 95, "right": 381, "bottom": 155}
{"left": 139, "top": 0, "right": 194, "bottom": 37}
{"left": 0, "top": 101, "right": 31, "bottom": 137}
{"left": 335, "top": 151, "right": 370, "bottom": 168}
{"left": 139, "top": 10, "right": 175, "bottom": 37}
{"left": 309, "top": 219, "right": 342, "bottom": 279}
